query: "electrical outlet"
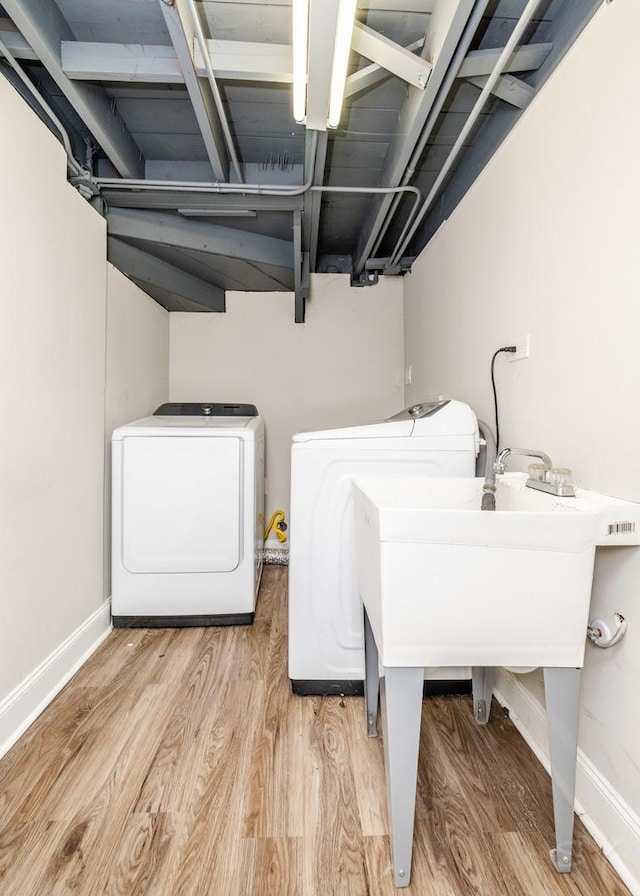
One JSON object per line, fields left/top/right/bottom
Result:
{"left": 404, "top": 365, "right": 412, "bottom": 386}
{"left": 509, "top": 334, "right": 530, "bottom": 362}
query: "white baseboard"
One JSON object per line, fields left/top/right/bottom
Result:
{"left": 495, "top": 670, "right": 640, "bottom": 896}
{"left": 0, "top": 601, "right": 112, "bottom": 759}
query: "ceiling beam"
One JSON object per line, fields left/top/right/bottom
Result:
{"left": 159, "top": 0, "right": 230, "bottom": 182}
{"left": 196, "top": 39, "right": 291, "bottom": 83}
{"left": 467, "top": 73, "right": 534, "bottom": 109}
{"left": 107, "top": 208, "right": 294, "bottom": 270}
{"left": 0, "top": 21, "right": 37, "bottom": 60}
{"left": 108, "top": 238, "right": 226, "bottom": 312}
{"left": 458, "top": 43, "right": 552, "bottom": 78}
{"left": 60, "top": 38, "right": 293, "bottom": 85}
{"left": 61, "top": 41, "right": 183, "bottom": 83}
{"left": 56, "top": 37, "right": 552, "bottom": 93}
{"left": 1, "top": 0, "right": 144, "bottom": 178}
{"left": 353, "top": 0, "right": 481, "bottom": 275}
{"left": 360, "top": 0, "right": 436, "bottom": 8}
{"left": 351, "top": 22, "right": 432, "bottom": 90}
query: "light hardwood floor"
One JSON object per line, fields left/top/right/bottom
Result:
{"left": 0, "top": 566, "right": 631, "bottom": 895}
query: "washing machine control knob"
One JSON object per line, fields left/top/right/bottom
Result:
{"left": 201, "top": 404, "right": 213, "bottom": 415}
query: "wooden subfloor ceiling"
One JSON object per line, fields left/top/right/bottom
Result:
{"left": 0, "top": 567, "right": 631, "bottom": 895}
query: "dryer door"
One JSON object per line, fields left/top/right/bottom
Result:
{"left": 121, "top": 436, "right": 241, "bottom": 573}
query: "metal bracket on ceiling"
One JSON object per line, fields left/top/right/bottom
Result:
{"left": 351, "top": 271, "right": 379, "bottom": 288}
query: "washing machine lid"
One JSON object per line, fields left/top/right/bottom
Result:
{"left": 292, "top": 399, "right": 477, "bottom": 443}
{"left": 113, "top": 415, "right": 262, "bottom": 440}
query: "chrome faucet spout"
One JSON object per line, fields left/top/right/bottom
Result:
{"left": 494, "top": 447, "right": 552, "bottom": 475}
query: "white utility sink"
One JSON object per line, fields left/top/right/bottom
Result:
{"left": 351, "top": 471, "right": 640, "bottom": 887}
{"left": 352, "top": 472, "right": 640, "bottom": 670}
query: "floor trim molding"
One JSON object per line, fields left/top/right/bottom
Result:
{"left": 0, "top": 601, "right": 112, "bottom": 759}
{"left": 495, "top": 670, "right": 640, "bottom": 896}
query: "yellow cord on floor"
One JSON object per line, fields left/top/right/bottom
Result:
{"left": 263, "top": 509, "right": 287, "bottom": 543}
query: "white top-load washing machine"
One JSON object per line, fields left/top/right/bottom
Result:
{"left": 112, "top": 402, "right": 264, "bottom": 627}
{"left": 288, "top": 399, "right": 480, "bottom": 694}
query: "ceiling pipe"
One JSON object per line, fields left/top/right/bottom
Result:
{"left": 387, "top": 0, "right": 545, "bottom": 270}
{"left": 0, "top": 33, "right": 84, "bottom": 178}
{"left": 92, "top": 128, "right": 422, "bottom": 213}
{"left": 367, "top": 0, "right": 491, "bottom": 264}
{"left": 182, "top": 0, "right": 244, "bottom": 184}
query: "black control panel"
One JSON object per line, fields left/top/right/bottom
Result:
{"left": 153, "top": 402, "right": 259, "bottom": 417}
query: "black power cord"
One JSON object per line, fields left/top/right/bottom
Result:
{"left": 490, "top": 346, "right": 517, "bottom": 451}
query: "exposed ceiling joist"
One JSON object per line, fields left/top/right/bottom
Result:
{"left": 2, "top": 0, "right": 144, "bottom": 178}
{"left": 360, "top": 0, "right": 436, "bottom": 8}
{"left": 353, "top": 0, "right": 480, "bottom": 275}
{"left": 61, "top": 41, "right": 183, "bottom": 83}
{"left": 108, "top": 237, "right": 226, "bottom": 311}
{"left": 60, "top": 38, "right": 293, "bottom": 85}
{"left": 56, "top": 37, "right": 553, "bottom": 109}
{"left": 107, "top": 207, "right": 294, "bottom": 271}
{"left": 0, "top": 19, "right": 36, "bottom": 59}
{"left": 351, "top": 22, "right": 432, "bottom": 90}
{"left": 159, "top": 0, "right": 230, "bottom": 182}
{"left": 195, "top": 39, "right": 291, "bottom": 83}
{"left": 458, "top": 43, "right": 553, "bottom": 78}
{"left": 467, "top": 73, "right": 534, "bottom": 110}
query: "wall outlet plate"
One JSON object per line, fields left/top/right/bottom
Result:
{"left": 509, "top": 334, "right": 530, "bottom": 361}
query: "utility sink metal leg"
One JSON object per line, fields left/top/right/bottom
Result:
{"left": 363, "top": 608, "right": 380, "bottom": 737}
{"left": 471, "top": 666, "right": 496, "bottom": 725}
{"left": 381, "top": 665, "right": 424, "bottom": 888}
{"left": 544, "top": 666, "right": 582, "bottom": 872}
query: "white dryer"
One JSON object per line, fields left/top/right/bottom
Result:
{"left": 288, "top": 399, "right": 480, "bottom": 694}
{"left": 112, "top": 402, "right": 264, "bottom": 627}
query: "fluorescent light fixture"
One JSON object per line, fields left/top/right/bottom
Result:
{"left": 178, "top": 208, "right": 258, "bottom": 218}
{"left": 292, "top": 0, "right": 309, "bottom": 124}
{"left": 327, "top": 0, "right": 357, "bottom": 129}
{"left": 292, "top": 0, "right": 356, "bottom": 130}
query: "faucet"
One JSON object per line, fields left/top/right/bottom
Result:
{"left": 494, "top": 447, "right": 576, "bottom": 497}
{"left": 494, "top": 447, "right": 552, "bottom": 475}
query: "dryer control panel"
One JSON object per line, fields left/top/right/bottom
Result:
{"left": 154, "top": 402, "right": 259, "bottom": 417}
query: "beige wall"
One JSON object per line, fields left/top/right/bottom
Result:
{"left": 104, "top": 265, "right": 170, "bottom": 595}
{"left": 404, "top": 1, "right": 640, "bottom": 885}
{"left": 170, "top": 274, "right": 405, "bottom": 531}
{"left": 0, "top": 76, "right": 107, "bottom": 710}
{"left": 0, "top": 77, "right": 170, "bottom": 754}
{"left": 106, "top": 265, "right": 170, "bottom": 437}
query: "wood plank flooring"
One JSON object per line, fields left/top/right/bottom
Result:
{"left": 0, "top": 566, "right": 631, "bottom": 895}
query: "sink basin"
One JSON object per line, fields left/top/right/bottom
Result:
{"left": 352, "top": 473, "right": 640, "bottom": 669}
